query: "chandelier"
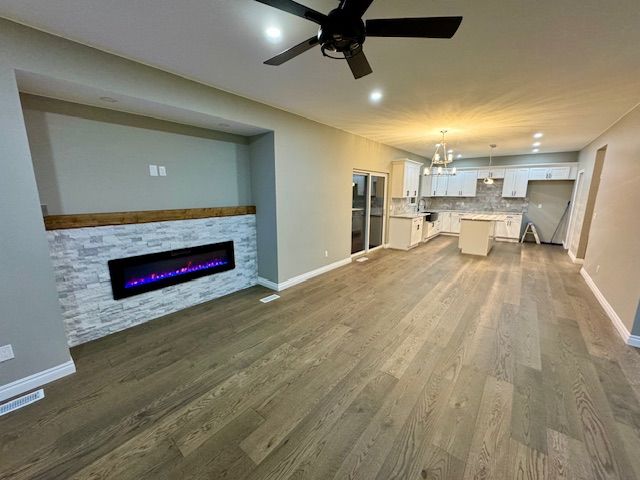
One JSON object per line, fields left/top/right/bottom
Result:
{"left": 424, "top": 130, "right": 456, "bottom": 176}
{"left": 483, "top": 144, "right": 497, "bottom": 184}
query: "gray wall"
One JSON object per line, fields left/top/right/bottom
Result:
{"left": 0, "top": 18, "right": 425, "bottom": 387}
{"left": 573, "top": 104, "right": 640, "bottom": 335}
{"left": 0, "top": 68, "right": 72, "bottom": 387}
{"left": 454, "top": 151, "right": 578, "bottom": 168}
{"left": 524, "top": 181, "right": 574, "bottom": 243}
{"left": 249, "top": 132, "right": 278, "bottom": 283}
{"left": 21, "top": 94, "right": 252, "bottom": 215}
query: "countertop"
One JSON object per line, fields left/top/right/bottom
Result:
{"left": 460, "top": 213, "right": 508, "bottom": 221}
{"left": 389, "top": 212, "right": 431, "bottom": 219}
{"left": 429, "top": 209, "right": 523, "bottom": 215}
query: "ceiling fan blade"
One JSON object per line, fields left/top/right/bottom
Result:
{"left": 339, "top": 0, "right": 375, "bottom": 18}
{"left": 345, "top": 49, "right": 373, "bottom": 79}
{"left": 264, "top": 36, "right": 320, "bottom": 66}
{"left": 254, "top": 0, "right": 327, "bottom": 24}
{"left": 366, "top": 16, "right": 463, "bottom": 38}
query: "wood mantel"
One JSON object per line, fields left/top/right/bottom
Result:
{"left": 44, "top": 206, "right": 256, "bottom": 230}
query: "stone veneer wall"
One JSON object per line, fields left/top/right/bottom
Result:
{"left": 47, "top": 215, "right": 257, "bottom": 346}
{"left": 424, "top": 179, "right": 528, "bottom": 213}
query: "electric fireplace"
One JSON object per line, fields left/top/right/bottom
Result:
{"left": 108, "top": 241, "right": 235, "bottom": 300}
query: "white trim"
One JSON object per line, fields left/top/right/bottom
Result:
{"left": 566, "top": 169, "right": 585, "bottom": 251}
{"left": 0, "top": 360, "right": 76, "bottom": 402}
{"left": 264, "top": 258, "right": 352, "bottom": 292}
{"left": 256, "top": 277, "right": 279, "bottom": 291}
{"left": 568, "top": 249, "right": 584, "bottom": 264}
{"left": 579, "top": 268, "right": 637, "bottom": 348}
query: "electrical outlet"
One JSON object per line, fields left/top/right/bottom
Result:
{"left": 0, "top": 344, "right": 14, "bottom": 363}
{"left": 537, "top": 203, "right": 542, "bottom": 209}
{"left": 149, "top": 165, "right": 159, "bottom": 176}
{"left": 324, "top": 250, "right": 328, "bottom": 258}
{"left": 596, "top": 264, "right": 600, "bottom": 273}
{"left": 158, "top": 166, "right": 167, "bottom": 177}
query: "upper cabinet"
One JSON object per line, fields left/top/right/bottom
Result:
{"left": 529, "top": 166, "right": 572, "bottom": 180}
{"left": 391, "top": 159, "right": 422, "bottom": 198}
{"left": 476, "top": 167, "right": 505, "bottom": 180}
{"left": 422, "top": 170, "right": 478, "bottom": 197}
{"left": 502, "top": 168, "right": 529, "bottom": 198}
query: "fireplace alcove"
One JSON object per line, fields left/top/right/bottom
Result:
{"left": 108, "top": 240, "right": 235, "bottom": 300}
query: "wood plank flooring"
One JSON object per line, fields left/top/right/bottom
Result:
{"left": 1, "top": 237, "right": 640, "bottom": 479}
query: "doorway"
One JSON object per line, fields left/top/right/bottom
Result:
{"left": 566, "top": 169, "right": 585, "bottom": 251}
{"left": 351, "top": 171, "right": 387, "bottom": 255}
{"left": 576, "top": 146, "right": 607, "bottom": 259}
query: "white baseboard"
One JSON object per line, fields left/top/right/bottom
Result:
{"left": 568, "top": 249, "right": 584, "bottom": 264}
{"left": 260, "top": 258, "right": 352, "bottom": 292}
{"left": 579, "top": 268, "right": 637, "bottom": 348}
{"left": 256, "top": 276, "right": 279, "bottom": 291}
{"left": 0, "top": 360, "right": 76, "bottom": 402}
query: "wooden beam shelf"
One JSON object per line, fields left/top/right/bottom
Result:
{"left": 44, "top": 206, "right": 256, "bottom": 230}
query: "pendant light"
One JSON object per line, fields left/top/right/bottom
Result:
{"left": 483, "top": 144, "right": 497, "bottom": 184}
{"left": 424, "top": 130, "right": 456, "bottom": 176}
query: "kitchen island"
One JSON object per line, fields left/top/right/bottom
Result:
{"left": 458, "top": 214, "right": 507, "bottom": 256}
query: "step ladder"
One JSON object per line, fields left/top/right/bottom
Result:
{"left": 520, "top": 222, "right": 541, "bottom": 244}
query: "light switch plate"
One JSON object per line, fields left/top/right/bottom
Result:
{"left": 149, "top": 165, "right": 159, "bottom": 176}
{"left": 0, "top": 344, "right": 15, "bottom": 363}
{"left": 158, "top": 166, "right": 167, "bottom": 177}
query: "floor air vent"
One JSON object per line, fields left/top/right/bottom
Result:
{"left": 356, "top": 257, "right": 369, "bottom": 263}
{"left": 260, "top": 294, "right": 280, "bottom": 303}
{"left": 0, "top": 389, "right": 45, "bottom": 417}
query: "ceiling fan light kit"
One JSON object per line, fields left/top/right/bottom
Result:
{"left": 256, "top": 0, "right": 462, "bottom": 79}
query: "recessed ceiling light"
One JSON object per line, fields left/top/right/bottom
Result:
{"left": 369, "top": 90, "right": 383, "bottom": 103}
{"left": 533, "top": 132, "right": 544, "bottom": 139}
{"left": 265, "top": 27, "right": 282, "bottom": 42}
{"left": 532, "top": 148, "right": 540, "bottom": 153}
{"left": 99, "top": 96, "right": 117, "bottom": 103}
{"left": 532, "top": 142, "right": 541, "bottom": 147}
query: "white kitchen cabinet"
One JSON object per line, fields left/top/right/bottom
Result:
{"left": 495, "top": 214, "right": 523, "bottom": 240}
{"left": 432, "top": 175, "right": 449, "bottom": 197}
{"left": 439, "top": 211, "right": 452, "bottom": 232}
{"left": 420, "top": 173, "right": 432, "bottom": 197}
{"left": 502, "top": 168, "right": 529, "bottom": 198}
{"left": 450, "top": 212, "right": 465, "bottom": 233}
{"left": 529, "top": 166, "right": 572, "bottom": 180}
{"left": 476, "top": 168, "right": 505, "bottom": 180}
{"left": 429, "top": 171, "right": 477, "bottom": 197}
{"left": 460, "top": 171, "right": 478, "bottom": 196}
{"left": 391, "top": 159, "right": 423, "bottom": 198}
{"left": 389, "top": 216, "right": 423, "bottom": 250}
{"left": 423, "top": 220, "right": 442, "bottom": 241}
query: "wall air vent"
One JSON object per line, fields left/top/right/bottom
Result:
{"left": 0, "top": 389, "right": 45, "bottom": 417}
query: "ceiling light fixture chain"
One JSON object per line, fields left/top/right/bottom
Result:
{"left": 424, "top": 130, "right": 456, "bottom": 176}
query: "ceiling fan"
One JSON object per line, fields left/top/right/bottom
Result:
{"left": 255, "top": 0, "right": 462, "bottom": 79}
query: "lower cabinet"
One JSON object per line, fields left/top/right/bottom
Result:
{"left": 389, "top": 216, "right": 424, "bottom": 250}
{"left": 423, "top": 220, "right": 441, "bottom": 241}
{"left": 495, "top": 214, "right": 523, "bottom": 240}
{"left": 439, "top": 212, "right": 452, "bottom": 232}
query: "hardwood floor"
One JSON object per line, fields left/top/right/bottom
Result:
{"left": 1, "top": 237, "right": 640, "bottom": 479}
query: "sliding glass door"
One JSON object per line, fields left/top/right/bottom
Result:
{"left": 351, "top": 171, "right": 387, "bottom": 255}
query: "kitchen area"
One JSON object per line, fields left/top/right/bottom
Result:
{"left": 385, "top": 158, "right": 578, "bottom": 255}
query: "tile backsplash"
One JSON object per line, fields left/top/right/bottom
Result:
{"left": 424, "top": 179, "right": 528, "bottom": 213}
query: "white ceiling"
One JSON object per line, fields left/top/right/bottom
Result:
{"left": 2, "top": 0, "right": 640, "bottom": 158}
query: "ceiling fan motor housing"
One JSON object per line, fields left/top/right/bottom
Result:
{"left": 318, "top": 9, "right": 366, "bottom": 56}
